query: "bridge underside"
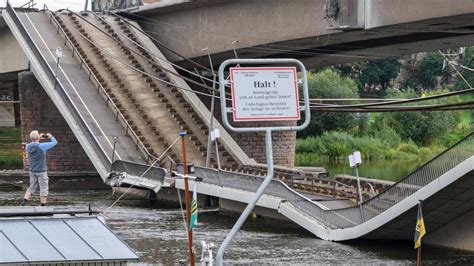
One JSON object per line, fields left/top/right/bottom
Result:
{"left": 365, "top": 170, "right": 474, "bottom": 245}
{"left": 123, "top": 0, "right": 474, "bottom": 69}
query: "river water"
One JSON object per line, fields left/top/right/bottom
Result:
{"left": 1, "top": 188, "right": 473, "bottom": 265}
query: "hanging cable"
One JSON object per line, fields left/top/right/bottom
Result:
{"left": 60, "top": 14, "right": 226, "bottom": 100}
{"left": 111, "top": 12, "right": 211, "bottom": 71}
{"left": 307, "top": 87, "right": 474, "bottom": 109}
{"left": 439, "top": 51, "right": 473, "bottom": 89}
{"left": 68, "top": 11, "right": 218, "bottom": 91}
{"left": 106, "top": 136, "right": 181, "bottom": 210}
{"left": 58, "top": 11, "right": 474, "bottom": 114}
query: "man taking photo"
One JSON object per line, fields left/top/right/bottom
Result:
{"left": 20, "top": 130, "right": 58, "bottom": 206}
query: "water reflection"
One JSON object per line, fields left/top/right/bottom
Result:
{"left": 1, "top": 189, "right": 473, "bottom": 265}
{"left": 322, "top": 160, "right": 423, "bottom": 181}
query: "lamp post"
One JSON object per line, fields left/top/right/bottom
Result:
{"left": 349, "top": 151, "right": 365, "bottom": 222}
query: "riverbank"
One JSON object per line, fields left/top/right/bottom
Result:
{"left": 0, "top": 127, "right": 22, "bottom": 168}
{"left": 0, "top": 169, "right": 107, "bottom": 191}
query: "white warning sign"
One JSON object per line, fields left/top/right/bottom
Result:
{"left": 230, "top": 67, "right": 300, "bottom": 122}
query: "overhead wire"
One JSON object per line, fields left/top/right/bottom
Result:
{"left": 60, "top": 11, "right": 474, "bottom": 114}
{"left": 110, "top": 12, "right": 211, "bottom": 72}
{"left": 64, "top": 11, "right": 226, "bottom": 98}
{"left": 73, "top": 11, "right": 218, "bottom": 89}
{"left": 439, "top": 51, "right": 473, "bottom": 89}
{"left": 70, "top": 20, "right": 474, "bottom": 113}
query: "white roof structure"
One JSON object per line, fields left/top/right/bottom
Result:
{"left": 0, "top": 208, "right": 139, "bottom": 264}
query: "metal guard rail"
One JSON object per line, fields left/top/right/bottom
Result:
{"left": 324, "top": 132, "right": 474, "bottom": 228}
{"left": 243, "top": 164, "right": 358, "bottom": 199}
{"left": 5, "top": 3, "right": 111, "bottom": 168}
{"left": 194, "top": 166, "right": 329, "bottom": 225}
{"left": 46, "top": 9, "right": 159, "bottom": 165}
{"left": 195, "top": 132, "right": 473, "bottom": 229}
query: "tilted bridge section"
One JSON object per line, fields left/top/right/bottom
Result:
{"left": 3, "top": 4, "right": 336, "bottom": 195}
{"left": 175, "top": 133, "right": 474, "bottom": 249}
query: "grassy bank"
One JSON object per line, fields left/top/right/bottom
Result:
{"left": 295, "top": 131, "right": 445, "bottom": 166}
{"left": 0, "top": 127, "right": 23, "bottom": 168}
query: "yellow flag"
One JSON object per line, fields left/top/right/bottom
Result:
{"left": 414, "top": 202, "right": 426, "bottom": 249}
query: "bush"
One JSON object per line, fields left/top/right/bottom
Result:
{"left": 299, "top": 69, "right": 359, "bottom": 137}
{"left": 396, "top": 141, "right": 419, "bottom": 155}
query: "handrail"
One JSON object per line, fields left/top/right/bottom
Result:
{"left": 323, "top": 132, "right": 474, "bottom": 228}
{"left": 193, "top": 166, "right": 329, "bottom": 225}
{"left": 46, "top": 10, "right": 159, "bottom": 164}
{"left": 5, "top": 3, "right": 111, "bottom": 170}
{"left": 195, "top": 132, "right": 473, "bottom": 229}
{"left": 241, "top": 164, "right": 357, "bottom": 199}
{"left": 363, "top": 132, "right": 474, "bottom": 204}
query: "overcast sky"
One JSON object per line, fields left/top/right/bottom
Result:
{"left": 2, "top": 0, "right": 86, "bottom": 11}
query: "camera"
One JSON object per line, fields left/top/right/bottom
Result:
{"left": 41, "top": 134, "right": 49, "bottom": 139}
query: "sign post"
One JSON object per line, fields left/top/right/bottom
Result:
{"left": 216, "top": 59, "right": 310, "bottom": 266}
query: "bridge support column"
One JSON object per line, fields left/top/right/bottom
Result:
{"left": 196, "top": 91, "right": 296, "bottom": 167}
{"left": 18, "top": 71, "right": 95, "bottom": 173}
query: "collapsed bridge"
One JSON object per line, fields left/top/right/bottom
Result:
{"left": 2, "top": 3, "right": 474, "bottom": 252}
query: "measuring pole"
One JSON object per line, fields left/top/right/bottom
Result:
{"left": 180, "top": 131, "right": 195, "bottom": 266}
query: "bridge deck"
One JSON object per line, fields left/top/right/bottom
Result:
{"left": 17, "top": 12, "right": 143, "bottom": 165}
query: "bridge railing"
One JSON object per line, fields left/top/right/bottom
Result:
{"left": 111, "top": 160, "right": 166, "bottom": 183}
{"left": 5, "top": 3, "right": 111, "bottom": 172}
{"left": 194, "top": 167, "right": 328, "bottom": 224}
{"left": 323, "top": 132, "right": 474, "bottom": 228}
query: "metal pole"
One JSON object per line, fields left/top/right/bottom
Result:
{"left": 215, "top": 138, "right": 222, "bottom": 186}
{"left": 180, "top": 131, "right": 195, "bottom": 266}
{"left": 110, "top": 137, "right": 117, "bottom": 171}
{"left": 216, "top": 129, "right": 274, "bottom": 266}
{"left": 204, "top": 48, "right": 216, "bottom": 168}
{"left": 206, "top": 87, "right": 216, "bottom": 167}
{"left": 417, "top": 244, "right": 422, "bottom": 266}
{"left": 355, "top": 167, "right": 363, "bottom": 204}
{"left": 355, "top": 167, "right": 365, "bottom": 222}
{"left": 53, "top": 56, "right": 60, "bottom": 90}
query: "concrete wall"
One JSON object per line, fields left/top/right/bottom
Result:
{"left": 134, "top": 0, "right": 474, "bottom": 68}
{"left": 365, "top": 0, "right": 474, "bottom": 28}
{"left": 0, "top": 27, "right": 28, "bottom": 74}
{"left": 19, "top": 71, "right": 96, "bottom": 173}
{"left": 425, "top": 208, "right": 474, "bottom": 252}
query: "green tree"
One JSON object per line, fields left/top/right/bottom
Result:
{"left": 410, "top": 52, "right": 445, "bottom": 90}
{"left": 359, "top": 59, "right": 401, "bottom": 91}
{"left": 299, "top": 69, "right": 359, "bottom": 137}
{"left": 378, "top": 88, "right": 460, "bottom": 145}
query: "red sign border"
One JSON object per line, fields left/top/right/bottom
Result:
{"left": 230, "top": 67, "right": 300, "bottom": 122}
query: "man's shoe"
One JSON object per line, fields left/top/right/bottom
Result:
{"left": 20, "top": 198, "right": 28, "bottom": 206}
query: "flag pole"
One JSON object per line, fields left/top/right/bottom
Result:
{"left": 414, "top": 200, "right": 425, "bottom": 266}
{"left": 417, "top": 245, "right": 421, "bottom": 266}
{"left": 180, "top": 131, "right": 195, "bottom": 266}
